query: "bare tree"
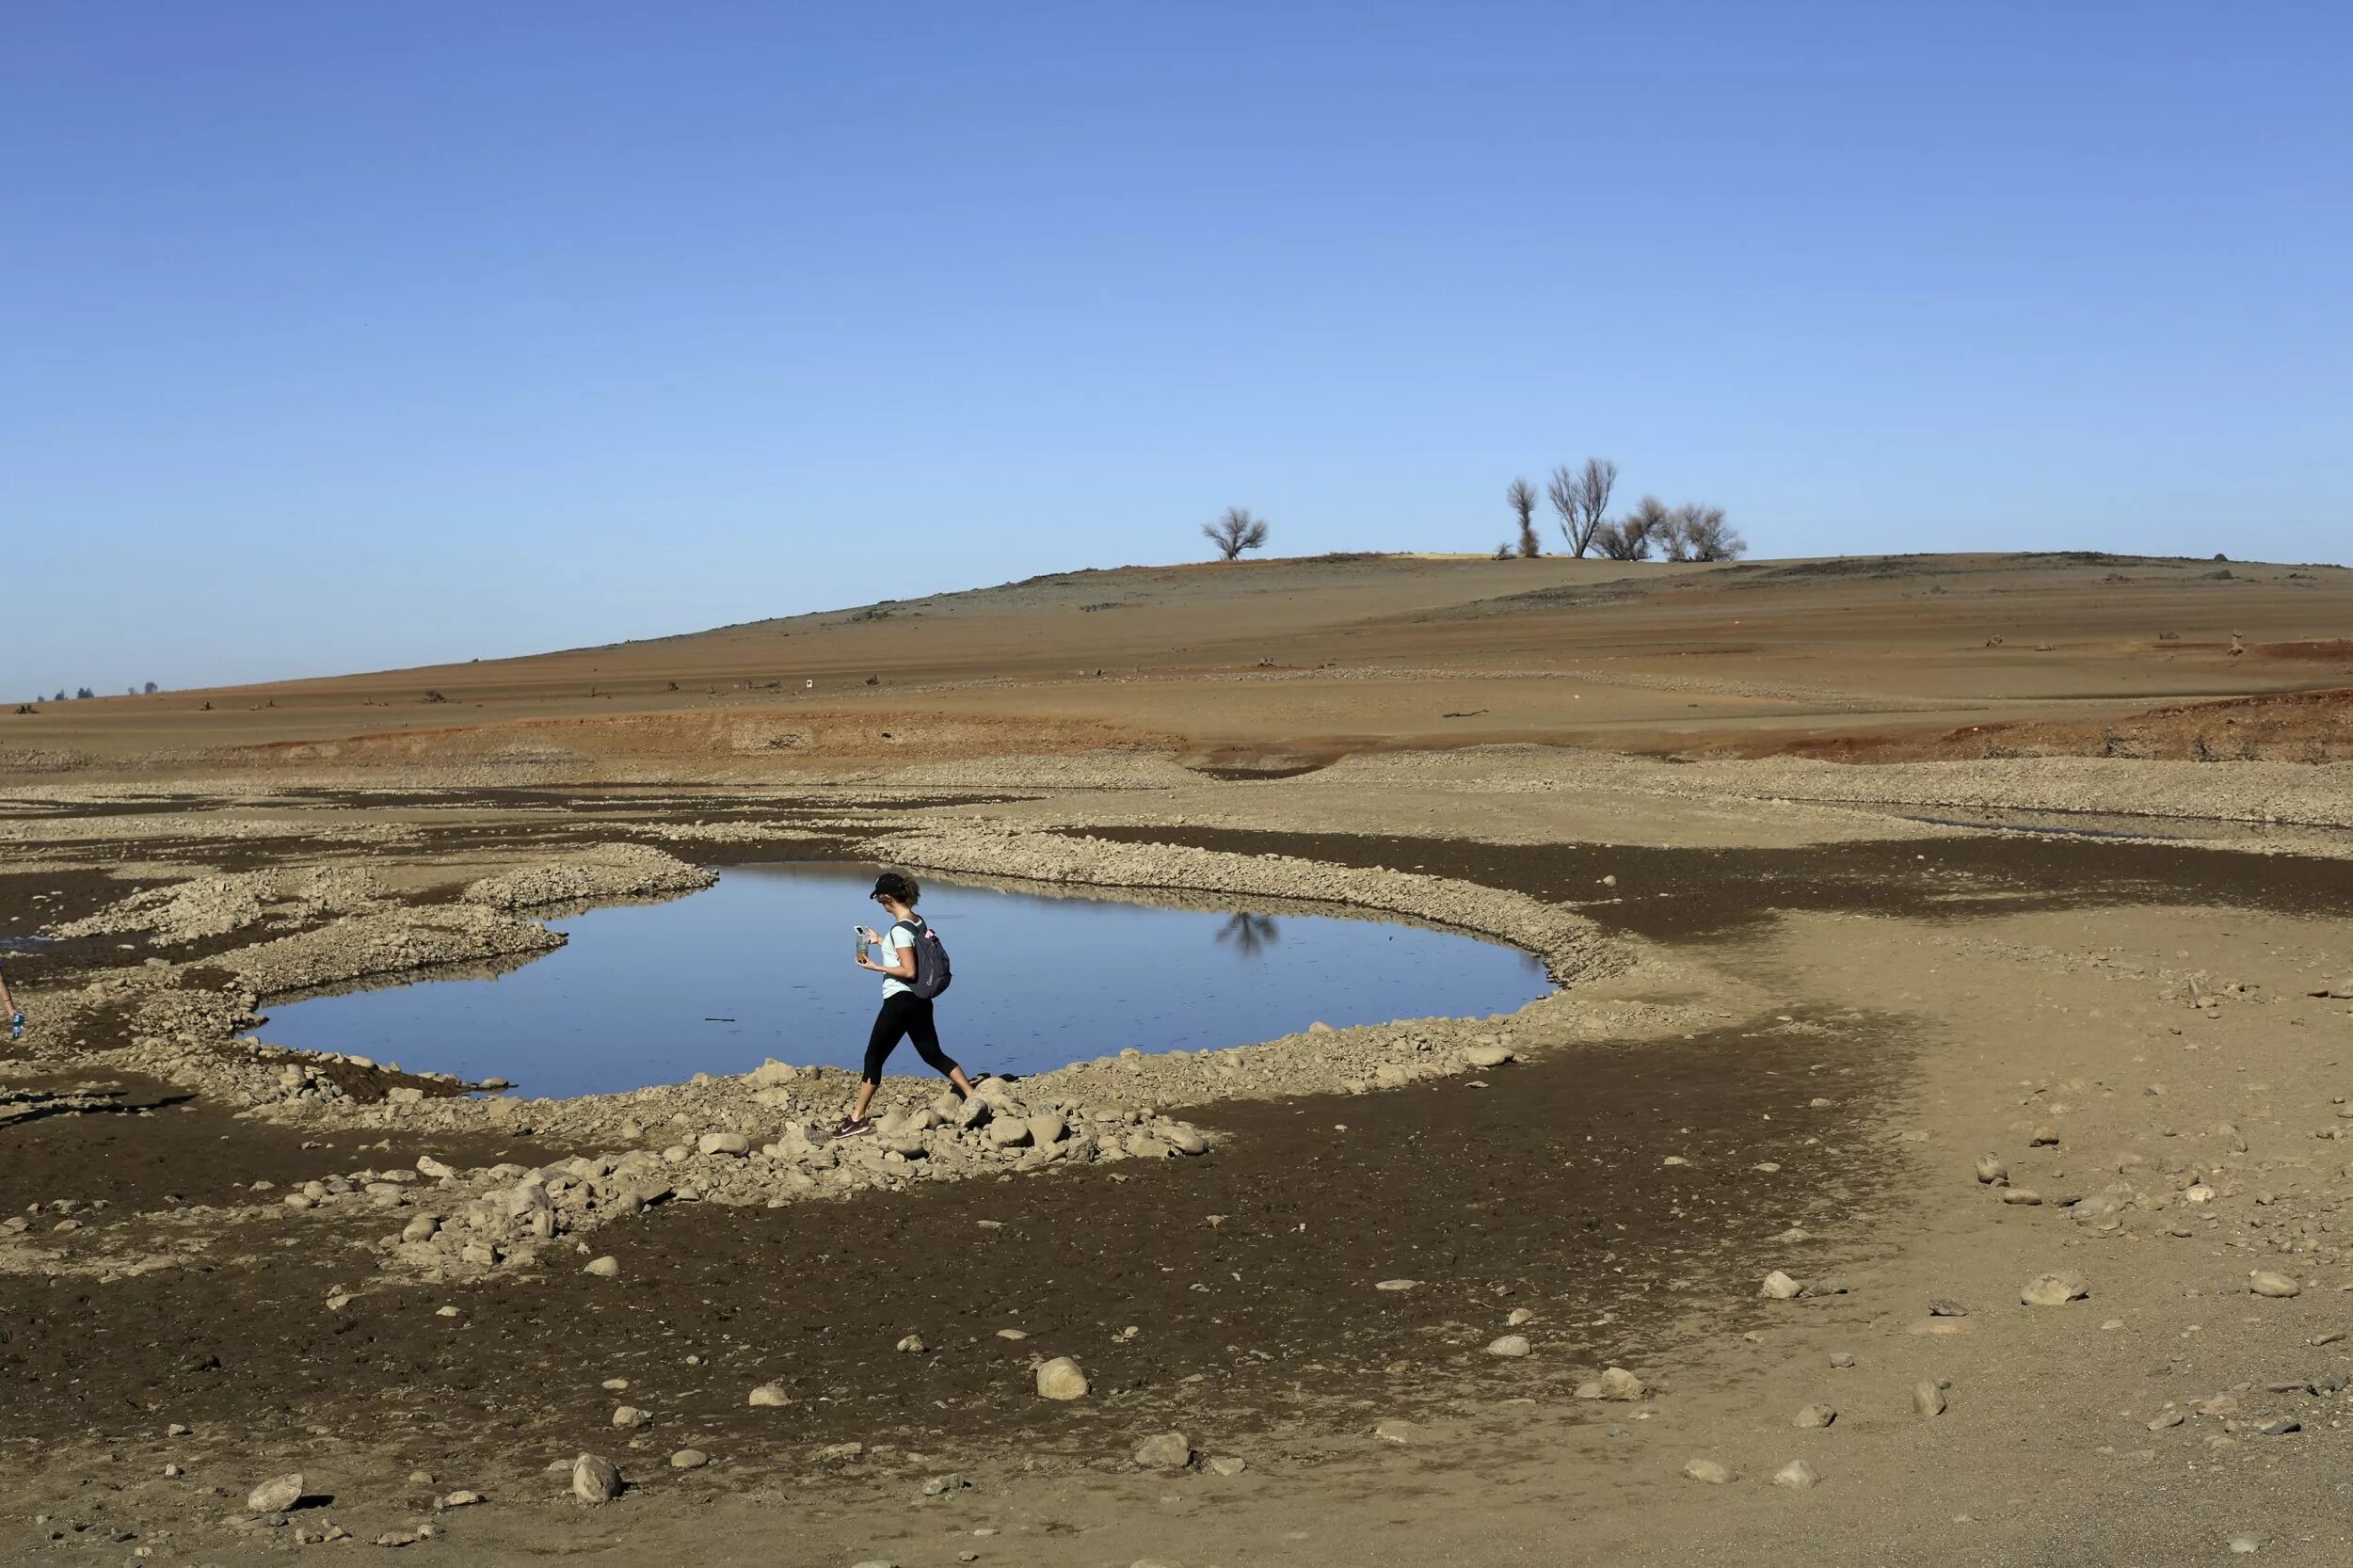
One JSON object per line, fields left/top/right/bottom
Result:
{"left": 1202, "top": 506, "right": 1270, "bottom": 562}
{"left": 1505, "top": 477, "right": 1540, "bottom": 558}
{"left": 1672, "top": 504, "right": 1745, "bottom": 561}
{"left": 1546, "top": 457, "right": 1617, "bottom": 556}
{"left": 1593, "top": 494, "right": 1672, "bottom": 560}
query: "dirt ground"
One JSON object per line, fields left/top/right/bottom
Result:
{"left": 6, "top": 552, "right": 2353, "bottom": 1566}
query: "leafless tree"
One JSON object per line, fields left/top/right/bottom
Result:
{"left": 1595, "top": 494, "right": 1672, "bottom": 561}
{"left": 1547, "top": 457, "right": 1617, "bottom": 556}
{"left": 1672, "top": 504, "right": 1745, "bottom": 561}
{"left": 1202, "top": 506, "right": 1270, "bottom": 562}
{"left": 1505, "top": 477, "right": 1540, "bottom": 558}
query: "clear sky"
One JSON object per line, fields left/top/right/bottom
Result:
{"left": 5, "top": 2, "right": 2346, "bottom": 693}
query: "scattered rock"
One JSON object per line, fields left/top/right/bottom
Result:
{"left": 1485, "top": 1335, "right": 1532, "bottom": 1358}
{"left": 1681, "top": 1457, "right": 1734, "bottom": 1484}
{"left": 1760, "top": 1271, "right": 1801, "bottom": 1300}
{"left": 1375, "top": 1279, "right": 1421, "bottom": 1292}
{"left": 897, "top": 1334, "right": 927, "bottom": 1353}
{"left": 1974, "top": 1154, "right": 2009, "bottom": 1185}
{"left": 584, "top": 1256, "right": 619, "bottom": 1279}
{"left": 670, "top": 1449, "right": 709, "bottom": 1470}
{"left": 247, "top": 1473, "right": 305, "bottom": 1514}
{"left": 612, "top": 1405, "right": 651, "bottom": 1429}
{"left": 696, "top": 1132, "right": 749, "bottom": 1157}
{"left": 1035, "top": 1356, "right": 1089, "bottom": 1400}
{"left": 1208, "top": 1455, "right": 1247, "bottom": 1477}
{"left": 1773, "top": 1459, "right": 1821, "bottom": 1490}
{"left": 436, "top": 1490, "right": 484, "bottom": 1510}
{"left": 1913, "top": 1380, "right": 1947, "bottom": 1416}
{"left": 2249, "top": 1272, "right": 2302, "bottom": 1299}
{"left": 1133, "top": 1432, "right": 1193, "bottom": 1470}
{"left": 1464, "top": 1043, "right": 1513, "bottom": 1068}
{"left": 1374, "top": 1418, "right": 1420, "bottom": 1444}
{"left": 2021, "top": 1272, "right": 2089, "bottom": 1307}
{"left": 1828, "top": 1352, "right": 1855, "bottom": 1368}
{"left": 571, "top": 1454, "right": 621, "bottom": 1504}
{"left": 747, "top": 1385, "right": 791, "bottom": 1408}
{"left": 2030, "top": 1125, "right": 2060, "bottom": 1146}
{"left": 1793, "top": 1403, "right": 1837, "bottom": 1429}
{"left": 1571, "top": 1366, "right": 1647, "bottom": 1401}
{"left": 1928, "top": 1299, "right": 1968, "bottom": 1318}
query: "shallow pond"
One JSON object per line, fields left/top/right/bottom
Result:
{"left": 257, "top": 864, "right": 1549, "bottom": 1096}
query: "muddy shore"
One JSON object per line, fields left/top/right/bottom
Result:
{"left": 6, "top": 754, "right": 2353, "bottom": 1566}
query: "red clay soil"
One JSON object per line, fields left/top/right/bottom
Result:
{"left": 1738, "top": 686, "right": 2353, "bottom": 764}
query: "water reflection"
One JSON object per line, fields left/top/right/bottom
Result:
{"left": 258, "top": 864, "right": 1551, "bottom": 1096}
{"left": 1215, "top": 912, "right": 1280, "bottom": 958}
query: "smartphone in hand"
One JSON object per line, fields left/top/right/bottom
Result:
{"left": 853, "top": 925, "right": 872, "bottom": 963}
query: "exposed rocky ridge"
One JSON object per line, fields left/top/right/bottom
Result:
{"left": 865, "top": 823, "right": 1618, "bottom": 983}
{"left": 459, "top": 843, "right": 717, "bottom": 909}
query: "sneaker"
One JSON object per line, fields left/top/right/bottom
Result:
{"left": 832, "top": 1116, "right": 873, "bottom": 1139}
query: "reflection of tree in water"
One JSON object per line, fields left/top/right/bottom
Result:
{"left": 1215, "top": 913, "right": 1280, "bottom": 959}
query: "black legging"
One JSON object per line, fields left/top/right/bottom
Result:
{"left": 863, "top": 992, "right": 959, "bottom": 1085}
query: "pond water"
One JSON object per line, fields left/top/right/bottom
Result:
{"left": 257, "top": 863, "right": 1549, "bottom": 1096}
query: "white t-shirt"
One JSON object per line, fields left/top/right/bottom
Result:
{"left": 881, "top": 920, "right": 918, "bottom": 999}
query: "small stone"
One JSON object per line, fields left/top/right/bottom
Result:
{"left": 897, "top": 1334, "right": 926, "bottom": 1353}
{"left": 1208, "top": 1455, "right": 1247, "bottom": 1476}
{"left": 437, "top": 1490, "right": 484, "bottom": 1510}
{"left": 2148, "top": 1410, "right": 2185, "bottom": 1430}
{"left": 1374, "top": 1418, "right": 1419, "bottom": 1444}
{"left": 1485, "top": 1335, "right": 1532, "bottom": 1358}
{"left": 1506, "top": 1307, "right": 1535, "bottom": 1326}
{"left": 2030, "top": 1125, "right": 2060, "bottom": 1146}
{"left": 2229, "top": 1534, "right": 2261, "bottom": 1554}
{"left": 1928, "top": 1299, "right": 1968, "bottom": 1318}
{"left": 1760, "top": 1271, "right": 1801, "bottom": 1300}
{"left": 1998, "top": 1188, "right": 2043, "bottom": 1206}
{"left": 247, "top": 1473, "right": 304, "bottom": 1514}
{"left": 584, "top": 1256, "right": 620, "bottom": 1278}
{"left": 995, "top": 1327, "right": 1030, "bottom": 1340}
{"left": 1681, "top": 1457, "right": 1734, "bottom": 1484}
{"left": 1464, "top": 1043, "right": 1514, "bottom": 1068}
{"left": 2021, "top": 1272, "right": 2089, "bottom": 1307}
{"left": 696, "top": 1132, "right": 749, "bottom": 1157}
{"left": 669, "top": 1449, "right": 709, "bottom": 1470}
{"left": 571, "top": 1454, "right": 621, "bottom": 1503}
{"left": 612, "top": 1405, "right": 651, "bottom": 1429}
{"left": 376, "top": 1529, "right": 421, "bottom": 1547}
{"left": 1035, "top": 1356, "right": 1089, "bottom": 1400}
{"left": 1793, "top": 1403, "right": 1837, "bottom": 1429}
{"left": 747, "top": 1384, "right": 791, "bottom": 1407}
{"left": 1773, "top": 1459, "right": 1820, "bottom": 1490}
{"left": 1374, "top": 1279, "right": 1420, "bottom": 1292}
{"left": 1133, "top": 1432, "right": 1192, "bottom": 1470}
{"left": 2249, "top": 1272, "right": 2301, "bottom": 1299}
{"left": 1829, "top": 1352, "right": 1855, "bottom": 1368}
{"left": 1974, "top": 1154, "right": 2009, "bottom": 1185}
{"left": 1913, "top": 1380, "right": 1947, "bottom": 1416}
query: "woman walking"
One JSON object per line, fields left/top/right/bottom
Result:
{"left": 838, "top": 872, "right": 974, "bottom": 1136}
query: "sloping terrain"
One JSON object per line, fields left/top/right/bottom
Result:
{"left": 8, "top": 552, "right": 2350, "bottom": 782}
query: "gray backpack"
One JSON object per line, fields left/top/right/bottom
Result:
{"left": 896, "top": 916, "right": 953, "bottom": 1000}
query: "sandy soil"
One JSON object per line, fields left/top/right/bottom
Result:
{"left": 5, "top": 552, "right": 2353, "bottom": 1566}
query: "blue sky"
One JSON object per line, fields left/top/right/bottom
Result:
{"left": 5, "top": 2, "right": 2346, "bottom": 692}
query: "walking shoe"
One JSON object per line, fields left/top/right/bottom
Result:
{"left": 832, "top": 1116, "right": 873, "bottom": 1138}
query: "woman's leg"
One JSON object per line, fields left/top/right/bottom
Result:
{"left": 904, "top": 998, "right": 975, "bottom": 1096}
{"left": 851, "top": 996, "right": 913, "bottom": 1123}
